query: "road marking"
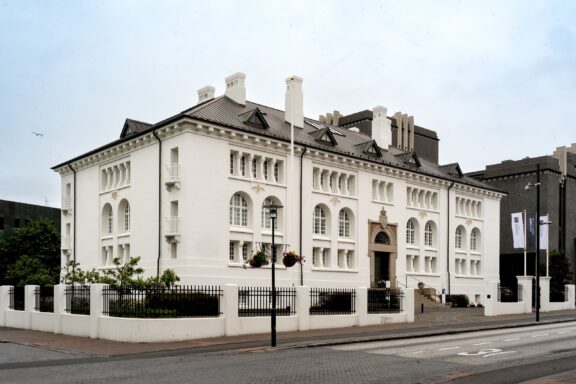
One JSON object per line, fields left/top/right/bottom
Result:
{"left": 473, "top": 342, "right": 491, "bottom": 346}
{"left": 483, "top": 351, "right": 517, "bottom": 358}
{"left": 531, "top": 334, "right": 549, "bottom": 338}
{"left": 458, "top": 348, "right": 501, "bottom": 357}
{"left": 557, "top": 331, "right": 572, "bottom": 334}
{"left": 504, "top": 338, "right": 520, "bottom": 342}
{"left": 438, "top": 346, "right": 461, "bottom": 351}
{"left": 402, "top": 351, "right": 423, "bottom": 355}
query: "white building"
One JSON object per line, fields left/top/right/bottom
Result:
{"left": 53, "top": 73, "right": 504, "bottom": 301}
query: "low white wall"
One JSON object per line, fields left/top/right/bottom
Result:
{"left": 485, "top": 279, "right": 532, "bottom": 316}
{"left": 98, "top": 316, "right": 226, "bottom": 343}
{"left": 0, "top": 284, "right": 415, "bottom": 343}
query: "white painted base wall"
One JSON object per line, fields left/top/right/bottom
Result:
{"left": 0, "top": 284, "right": 413, "bottom": 343}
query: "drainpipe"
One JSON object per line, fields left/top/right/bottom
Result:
{"left": 67, "top": 163, "right": 77, "bottom": 264}
{"left": 299, "top": 146, "right": 308, "bottom": 286}
{"left": 152, "top": 130, "right": 162, "bottom": 277}
{"left": 447, "top": 182, "right": 455, "bottom": 295}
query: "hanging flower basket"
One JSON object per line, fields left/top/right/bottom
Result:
{"left": 282, "top": 251, "right": 304, "bottom": 268}
{"left": 247, "top": 251, "right": 269, "bottom": 268}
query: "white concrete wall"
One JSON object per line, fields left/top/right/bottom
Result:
{"left": 485, "top": 280, "right": 531, "bottom": 316}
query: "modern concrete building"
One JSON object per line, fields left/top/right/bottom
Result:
{"left": 468, "top": 146, "right": 576, "bottom": 285}
{"left": 52, "top": 73, "right": 504, "bottom": 302}
{"left": 0, "top": 199, "right": 61, "bottom": 240}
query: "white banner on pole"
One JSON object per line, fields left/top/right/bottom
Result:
{"left": 540, "top": 214, "right": 549, "bottom": 250}
{"left": 511, "top": 212, "right": 524, "bottom": 249}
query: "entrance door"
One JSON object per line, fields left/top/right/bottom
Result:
{"left": 375, "top": 251, "right": 390, "bottom": 287}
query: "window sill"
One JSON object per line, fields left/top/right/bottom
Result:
{"left": 371, "top": 199, "right": 394, "bottom": 206}
{"left": 311, "top": 189, "right": 357, "bottom": 200}
{"left": 228, "top": 175, "right": 286, "bottom": 188}
{"left": 312, "top": 235, "right": 331, "bottom": 242}
{"left": 455, "top": 274, "right": 484, "bottom": 279}
{"left": 261, "top": 230, "right": 284, "bottom": 237}
{"left": 230, "top": 227, "right": 254, "bottom": 234}
{"left": 455, "top": 215, "right": 483, "bottom": 222}
{"left": 406, "top": 272, "right": 441, "bottom": 277}
{"left": 100, "top": 184, "right": 131, "bottom": 195}
{"left": 101, "top": 235, "right": 114, "bottom": 241}
{"left": 407, "top": 206, "right": 439, "bottom": 213}
{"left": 424, "top": 247, "right": 438, "bottom": 252}
{"left": 406, "top": 245, "right": 420, "bottom": 251}
{"left": 311, "top": 267, "right": 358, "bottom": 273}
{"left": 117, "top": 232, "right": 131, "bottom": 239}
{"left": 337, "top": 238, "right": 355, "bottom": 244}
{"left": 470, "top": 251, "right": 482, "bottom": 256}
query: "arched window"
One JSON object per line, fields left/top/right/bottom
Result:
{"left": 455, "top": 226, "right": 466, "bottom": 249}
{"left": 230, "top": 193, "right": 249, "bottom": 227}
{"left": 470, "top": 228, "right": 481, "bottom": 251}
{"left": 424, "top": 221, "right": 434, "bottom": 247}
{"left": 262, "top": 197, "right": 280, "bottom": 230}
{"left": 313, "top": 205, "right": 327, "bottom": 235}
{"left": 406, "top": 219, "right": 416, "bottom": 245}
{"left": 338, "top": 209, "right": 350, "bottom": 238}
{"left": 375, "top": 232, "right": 390, "bottom": 245}
{"left": 123, "top": 202, "right": 131, "bottom": 232}
{"left": 102, "top": 204, "right": 113, "bottom": 235}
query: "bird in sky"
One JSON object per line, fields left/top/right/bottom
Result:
{"left": 32, "top": 131, "right": 44, "bottom": 137}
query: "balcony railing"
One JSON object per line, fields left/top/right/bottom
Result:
{"left": 165, "top": 217, "right": 180, "bottom": 242}
{"left": 61, "top": 235, "right": 71, "bottom": 251}
{"left": 165, "top": 164, "right": 180, "bottom": 188}
{"left": 61, "top": 196, "right": 72, "bottom": 213}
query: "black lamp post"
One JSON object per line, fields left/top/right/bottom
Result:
{"left": 525, "top": 164, "right": 541, "bottom": 322}
{"left": 263, "top": 203, "right": 283, "bottom": 347}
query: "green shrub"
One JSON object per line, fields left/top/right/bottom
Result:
{"left": 446, "top": 294, "right": 469, "bottom": 308}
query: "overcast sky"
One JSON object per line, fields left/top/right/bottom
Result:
{"left": 1, "top": 0, "right": 574, "bottom": 207}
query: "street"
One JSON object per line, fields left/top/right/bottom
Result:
{"left": 0, "top": 322, "right": 575, "bottom": 384}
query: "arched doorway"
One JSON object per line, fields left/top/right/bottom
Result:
{"left": 369, "top": 209, "right": 398, "bottom": 288}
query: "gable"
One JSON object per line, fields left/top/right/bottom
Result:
{"left": 242, "top": 108, "right": 269, "bottom": 129}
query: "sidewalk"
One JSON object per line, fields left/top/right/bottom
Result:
{"left": 0, "top": 308, "right": 575, "bottom": 358}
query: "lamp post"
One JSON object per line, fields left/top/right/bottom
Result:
{"left": 525, "top": 164, "right": 541, "bottom": 322}
{"left": 263, "top": 203, "right": 283, "bottom": 347}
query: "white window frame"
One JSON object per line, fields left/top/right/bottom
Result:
{"left": 313, "top": 205, "right": 327, "bottom": 235}
{"left": 230, "top": 193, "right": 248, "bottom": 227}
{"left": 338, "top": 209, "right": 350, "bottom": 238}
{"left": 406, "top": 219, "right": 415, "bottom": 245}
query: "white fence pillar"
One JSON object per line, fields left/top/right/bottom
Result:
{"left": 24, "top": 285, "right": 38, "bottom": 330}
{"left": 296, "top": 286, "right": 310, "bottom": 331}
{"left": 0, "top": 285, "right": 11, "bottom": 327}
{"left": 484, "top": 281, "right": 499, "bottom": 316}
{"left": 566, "top": 285, "right": 575, "bottom": 310}
{"left": 539, "top": 277, "right": 551, "bottom": 312}
{"left": 223, "top": 284, "right": 239, "bottom": 337}
{"left": 357, "top": 287, "right": 368, "bottom": 326}
{"left": 53, "top": 284, "right": 66, "bottom": 334}
{"left": 404, "top": 288, "right": 415, "bottom": 323}
{"left": 517, "top": 276, "right": 533, "bottom": 314}
{"left": 89, "top": 284, "right": 106, "bottom": 339}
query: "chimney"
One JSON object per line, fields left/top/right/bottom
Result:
{"left": 319, "top": 115, "right": 326, "bottom": 123}
{"left": 224, "top": 72, "right": 246, "bottom": 105}
{"left": 325, "top": 112, "right": 333, "bottom": 125}
{"left": 333, "top": 110, "right": 341, "bottom": 126}
{"left": 197, "top": 86, "right": 215, "bottom": 104}
{"left": 371, "top": 106, "right": 391, "bottom": 149}
{"left": 285, "top": 75, "right": 304, "bottom": 128}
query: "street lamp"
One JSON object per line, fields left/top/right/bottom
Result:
{"left": 263, "top": 203, "right": 283, "bottom": 347}
{"left": 525, "top": 164, "right": 541, "bottom": 322}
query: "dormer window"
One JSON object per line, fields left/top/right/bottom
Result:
{"left": 355, "top": 140, "right": 382, "bottom": 157}
{"left": 309, "top": 127, "right": 338, "bottom": 146}
{"left": 241, "top": 108, "right": 269, "bottom": 129}
{"left": 395, "top": 151, "right": 421, "bottom": 168}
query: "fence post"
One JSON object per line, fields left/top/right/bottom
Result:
{"left": 24, "top": 285, "right": 38, "bottom": 330}
{"left": 516, "top": 276, "right": 533, "bottom": 314}
{"left": 404, "top": 288, "right": 415, "bottom": 323}
{"left": 484, "top": 281, "right": 499, "bottom": 316}
{"left": 296, "top": 286, "right": 310, "bottom": 331}
{"left": 0, "top": 285, "right": 11, "bottom": 327}
{"left": 539, "top": 277, "right": 551, "bottom": 312}
{"left": 89, "top": 284, "right": 105, "bottom": 339}
{"left": 223, "top": 284, "right": 239, "bottom": 337}
{"left": 357, "top": 287, "right": 368, "bottom": 326}
{"left": 53, "top": 284, "right": 66, "bottom": 334}
{"left": 566, "top": 285, "right": 575, "bottom": 309}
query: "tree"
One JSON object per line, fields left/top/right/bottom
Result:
{"left": 0, "top": 219, "right": 60, "bottom": 285}
{"left": 548, "top": 250, "right": 573, "bottom": 301}
{"left": 5, "top": 255, "right": 55, "bottom": 287}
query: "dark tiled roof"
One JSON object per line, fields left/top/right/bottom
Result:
{"left": 120, "top": 118, "right": 153, "bottom": 138}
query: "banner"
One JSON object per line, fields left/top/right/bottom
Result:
{"left": 540, "top": 214, "right": 549, "bottom": 250}
{"left": 511, "top": 212, "right": 524, "bottom": 249}
{"left": 526, "top": 213, "right": 536, "bottom": 249}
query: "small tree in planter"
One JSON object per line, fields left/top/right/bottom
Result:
{"left": 247, "top": 251, "right": 269, "bottom": 268}
{"left": 282, "top": 251, "right": 304, "bottom": 267}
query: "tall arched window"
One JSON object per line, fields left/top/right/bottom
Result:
{"left": 406, "top": 219, "right": 416, "bottom": 245}
{"left": 102, "top": 204, "right": 113, "bottom": 235}
{"left": 470, "top": 228, "right": 480, "bottom": 251}
{"left": 424, "top": 221, "right": 434, "bottom": 247}
{"left": 262, "top": 197, "right": 280, "bottom": 230}
{"left": 230, "top": 193, "right": 249, "bottom": 227}
{"left": 455, "top": 226, "right": 465, "bottom": 249}
{"left": 124, "top": 203, "right": 131, "bottom": 232}
{"left": 338, "top": 209, "right": 350, "bottom": 238}
{"left": 313, "top": 205, "right": 327, "bottom": 235}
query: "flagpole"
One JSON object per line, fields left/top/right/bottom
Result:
{"left": 523, "top": 209, "right": 527, "bottom": 276}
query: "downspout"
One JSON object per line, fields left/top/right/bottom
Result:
{"left": 447, "top": 182, "right": 455, "bottom": 295}
{"left": 67, "top": 163, "right": 77, "bottom": 264}
{"left": 152, "top": 130, "right": 162, "bottom": 277}
{"left": 299, "top": 146, "right": 308, "bottom": 286}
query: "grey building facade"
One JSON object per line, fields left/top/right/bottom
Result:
{"left": 0, "top": 199, "right": 61, "bottom": 239}
{"left": 468, "top": 150, "right": 576, "bottom": 284}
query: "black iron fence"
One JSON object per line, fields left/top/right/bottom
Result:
{"left": 310, "top": 288, "right": 356, "bottom": 315}
{"left": 498, "top": 284, "right": 523, "bottom": 303}
{"left": 65, "top": 286, "right": 91, "bottom": 315}
{"left": 238, "top": 287, "right": 296, "bottom": 317}
{"left": 8, "top": 286, "right": 25, "bottom": 311}
{"left": 34, "top": 286, "right": 54, "bottom": 313}
{"left": 368, "top": 288, "right": 403, "bottom": 314}
{"left": 550, "top": 286, "right": 569, "bottom": 303}
{"left": 103, "top": 285, "right": 222, "bottom": 318}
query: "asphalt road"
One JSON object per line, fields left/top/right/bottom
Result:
{"left": 0, "top": 322, "right": 575, "bottom": 384}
